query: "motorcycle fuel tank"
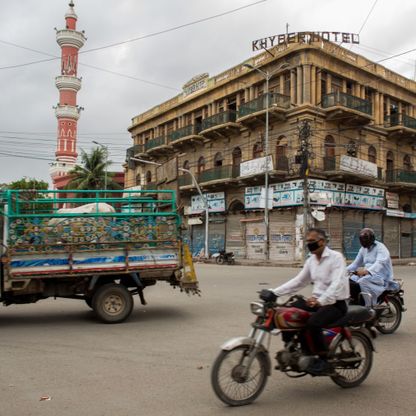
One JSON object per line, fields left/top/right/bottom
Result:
{"left": 274, "top": 307, "right": 311, "bottom": 329}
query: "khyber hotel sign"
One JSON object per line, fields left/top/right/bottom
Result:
{"left": 252, "top": 31, "right": 360, "bottom": 51}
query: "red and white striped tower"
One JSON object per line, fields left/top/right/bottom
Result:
{"left": 50, "top": 1, "right": 86, "bottom": 188}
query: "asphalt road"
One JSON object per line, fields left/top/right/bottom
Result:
{"left": 0, "top": 264, "right": 415, "bottom": 416}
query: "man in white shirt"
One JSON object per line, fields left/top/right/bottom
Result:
{"left": 269, "top": 228, "right": 350, "bottom": 374}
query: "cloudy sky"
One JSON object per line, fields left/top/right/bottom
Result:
{"left": 1, "top": 0, "right": 416, "bottom": 185}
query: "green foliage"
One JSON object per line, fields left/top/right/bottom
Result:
{"left": 5, "top": 177, "right": 49, "bottom": 190}
{"left": 67, "top": 147, "right": 122, "bottom": 192}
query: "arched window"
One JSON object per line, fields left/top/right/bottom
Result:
{"left": 276, "top": 136, "right": 288, "bottom": 170}
{"left": 404, "top": 154, "right": 412, "bottom": 171}
{"left": 232, "top": 147, "right": 242, "bottom": 166}
{"left": 386, "top": 151, "right": 394, "bottom": 181}
{"left": 136, "top": 173, "right": 141, "bottom": 186}
{"left": 368, "top": 146, "right": 377, "bottom": 164}
{"left": 182, "top": 160, "right": 190, "bottom": 174}
{"left": 197, "top": 156, "right": 205, "bottom": 173}
{"left": 324, "top": 135, "right": 336, "bottom": 171}
{"left": 214, "top": 152, "right": 223, "bottom": 167}
{"left": 253, "top": 142, "right": 263, "bottom": 159}
{"left": 145, "top": 170, "right": 152, "bottom": 183}
{"left": 229, "top": 199, "right": 245, "bottom": 212}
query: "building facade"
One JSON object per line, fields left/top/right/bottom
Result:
{"left": 126, "top": 40, "right": 416, "bottom": 261}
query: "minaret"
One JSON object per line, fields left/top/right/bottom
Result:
{"left": 50, "top": 1, "right": 86, "bottom": 187}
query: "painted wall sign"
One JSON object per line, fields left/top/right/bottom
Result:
{"left": 344, "top": 184, "right": 384, "bottom": 210}
{"left": 240, "top": 155, "right": 273, "bottom": 177}
{"left": 340, "top": 155, "right": 378, "bottom": 178}
{"left": 252, "top": 31, "right": 359, "bottom": 51}
{"left": 191, "top": 192, "right": 225, "bottom": 213}
{"left": 386, "top": 192, "right": 400, "bottom": 209}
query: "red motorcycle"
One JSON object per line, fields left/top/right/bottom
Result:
{"left": 211, "top": 293, "right": 377, "bottom": 407}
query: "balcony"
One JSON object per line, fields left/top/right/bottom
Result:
{"left": 125, "top": 144, "right": 144, "bottom": 168}
{"left": 322, "top": 92, "right": 372, "bottom": 125}
{"left": 198, "top": 165, "right": 239, "bottom": 185}
{"left": 178, "top": 174, "right": 194, "bottom": 188}
{"left": 167, "top": 124, "right": 203, "bottom": 146}
{"left": 199, "top": 110, "right": 240, "bottom": 137}
{"left": 55, "top": 75, "right": 82, "bottom": 92}
{"left": 385, "top": 169, "right": 416, "bottom": 189}
{"left": 56, "top": 29, "right": 86, "bottom": 49}
{"left": 237, "top": 93, "right": 290, "bottom": 125}
{"left": 55, "top": 104, "right": 81, "bottom": 120}
{"left": 384, "top": 113, "right": 416, "bottom": 141}
{"left": 144, "top": 136, "right": 172, "bottom": 155}
{"left": 142, "top": 182, "right": 158, "bottom": 190}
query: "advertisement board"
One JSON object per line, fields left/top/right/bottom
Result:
{"left": 191, "top": 192, "right": 225, "bottom": 213}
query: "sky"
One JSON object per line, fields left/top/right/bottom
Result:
{"left": 1, "top": 0, "right": 416, "bottom": 186}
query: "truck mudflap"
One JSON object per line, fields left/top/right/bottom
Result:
{"left": 179, "top": 243, "right": 200, "bottom": 296}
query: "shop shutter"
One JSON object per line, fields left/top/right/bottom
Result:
{"left": 226, "top": 214, "right": 245, "bottom": 258}
{"left": 320, "top": 210, "right": 343, "bottom": 252}
{"left": 363, "top": 212, "right": 382, "bottom": 241}
{"left": 412, "top": 221, "right": 416, "bottom": 257}
{"left": 383, "top": 217, "right": 399, "bottom": 258}
{"left": 343, "top": 210, "right": 364, "bottom": 260}
{"left": 269, "top": 210, "right": 296, "bottom": 261}
{"left": 191, "top": 224, "right": 205, "bottom": 257}
{"left": 209, "top": 218, "right": 226, "bottom": 256}
{"left": 400, "top": 219, "right": 412, "bottom": 258}
{"left": 246, "top": 221, "right": 266, "bottom": 260}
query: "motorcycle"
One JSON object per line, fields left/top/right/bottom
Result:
{"left": 212, "top": 250, "right": 235, "bottom": 265}
{"left": 351, "top": 277, "right": 405, "bottom": 334}
{"left": 211, "top": 293, "right": 377, "bottom": 407}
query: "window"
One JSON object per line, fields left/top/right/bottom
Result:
{"left": 182, "top": 160, "right": 190, "bottom": 174}
{"left": 324, "top": 135, "right": 336, "bottom": 157}
{"left": 135, "top": 173, "right": 141, "bottom": 186}
{"left": 253, "top": 142, "right": 263, "bottom": 159}
{"left": 214, "top": 152, "right": 223, "bottom": 167}
{"left": 232, "top": 147, "right": 242, "bottom": 166}
{"left": 404, "top": 154, "right": 412, "bottom": 171}
{"left": 197, "top": 156, "right": 205, "bottom": 173}
{"left": 276, "top": 136, "right": 288, "bottom": 170}
{"left": 145, "top": 170, "right": 152, "bottom": 183}
{"left": 368, "top": 146, "right": 377, "bottom": 164}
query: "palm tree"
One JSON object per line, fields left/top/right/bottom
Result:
{"left": 67, "top": 147, "right": 122, "bottom": 191}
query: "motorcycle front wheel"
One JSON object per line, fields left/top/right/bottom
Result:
{"left": 330, "top": 331, "right": 373, "bottom": 388}
{"left": 216, "top": 256, "right": 225, "bottom": 265}
{"left": 375, "top": 297, "right": 402, "bottom": 334}
{"left": 211, "top": 345, "right": 269, "bottom": 406}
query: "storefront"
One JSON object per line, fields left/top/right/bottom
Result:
{"left": 269, "top": 209, "right": 296, "bottom": 261}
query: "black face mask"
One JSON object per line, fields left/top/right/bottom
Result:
{"left": 307, "top": 240, "right": 320, "bottom": 252}
{"left": 359, "top": 235, "right": 373, "bottom": 248}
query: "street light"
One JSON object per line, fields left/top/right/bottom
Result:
{"left": 92, "top": 140, "right": 108, "bottom": 193}
{"left": 130, "top": 157, "right": 210, "bottom": 259}
{"left": 243, "top": 61, "right": 290, "bottom": 260}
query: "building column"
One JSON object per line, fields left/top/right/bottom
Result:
{"left": 223, "top": 98, "right": 228, "bottom": 111}
{"left": 326, "top": 73, "right": 332, "bottom": 94}
{"left": 374, "top": 91, "right": 380, "bottom": 123}
{"left": 310, "top": 65, "right": 316, "bottom": 105}
{"left": 379, "top": 93, "right": 384, "bottom": 125}
{"left": 342, "top": 79, "right": 347, "bottom": 93}
{"left": 249, "top": 86, "right": 255, "bottom": 101}
{"left": 385, "top": 96, "right": 391, "bottom": 116}
{"left": 236, "top": 93, "right": 241, "bottom": 107}
{"left": 244, "top": 88, "right": 249, "bottom": 102}
{"left": 290, "top": 69, "right": 296, "bottom": 105}
{"left": 279, "top": 74, "right": 285, "bottom": 95}
{"left": 316, "top": 69, "right": 322, "bottom": 105}
{"left": 303, "top": 64, "right": 311, "bottom": 104}
{"left": 296, "top": 66, "right": 303, "bottom": 104}
{"left": 398, "top": 102, "right": 403, "bottom": 115}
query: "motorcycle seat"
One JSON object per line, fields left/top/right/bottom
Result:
{"left": 328, "top": 305, "right": 376, "bottom": 327}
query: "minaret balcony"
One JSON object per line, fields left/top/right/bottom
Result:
{"left": 55, "top": 105, "right": 81, "bottom": 120}
{"left": 56, "top": 29, "right": 86, "bottom": 49}
{"left": 55, "top": 75, "right": 82, "bottom": 91}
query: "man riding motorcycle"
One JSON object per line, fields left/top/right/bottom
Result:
{"left": 266, "top": 228, "right": 350, "bottom": 375}
{"left": 347, "top": 228, "right": 399, "bottom": 307}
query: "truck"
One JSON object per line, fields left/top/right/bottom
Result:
{"left": 0, "top": 189, "right": 199, "bottom": 323}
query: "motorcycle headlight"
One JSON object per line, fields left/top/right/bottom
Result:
{"left": 250, "top": 302, "right": 265, "bottom": 316}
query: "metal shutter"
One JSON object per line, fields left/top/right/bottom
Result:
{"left": 226, "top": 214, "right": 245, "bottom": 258}
{"left": 269, "top": 210, "right": 296, "bottom": 261}
{"left": 209, "top": 218, "right": 226, "bottom": 256}
{"left": 246, "top": 220, "right": 266, "bottom": 260}
{"left": 191, "top": 224, "right": 205, "bottom": 257}
{"left": 363, "top": 211, "right": 382, "bottom": 241}
{"left": 320, "top": 210, "right": 343, "bottom": 252}
{"left": 343, "top": 210, "right": 364, "bottom": 260}
{"left": 400, "top": 219, "right": 412, "bottom": 258}
{"left": 383, "top": 217, "right": 399, "bottom": 258}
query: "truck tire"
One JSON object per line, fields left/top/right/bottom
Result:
{"left": 92, "top": 283, "right": 134, "bottom": 324}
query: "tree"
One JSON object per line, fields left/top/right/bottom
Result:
{"left": 66, "top": 147, "right": 122, "bottom": 191}
{"left": 5, "top": 177, "right": 49, "bottom": 190}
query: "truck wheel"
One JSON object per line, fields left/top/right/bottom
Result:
{"left": 92, "top": 283, "right": 134, "bottom": 324}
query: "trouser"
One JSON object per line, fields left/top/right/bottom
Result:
{"left": 349, "top": 279, "right": 365, "bottom": 305}
{"left": 282, "top": 298, "right": 348, "bottom": 356}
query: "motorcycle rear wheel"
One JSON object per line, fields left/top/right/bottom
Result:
{"left": 375, "top": 297, "right": 402, "bottom": 334}
{"left": 216, "top": 256, "right": 225, "bottom": 265}
{"left": 211, "top": 345, "right": 269, "bottom": 406}
{"left": 330, "top": 331, "right": 373, "bottom": 388}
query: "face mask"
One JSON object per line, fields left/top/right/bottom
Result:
{"left": 359, "top": 236, "right": 372, "bottom": 248}
{"left": 307, "top": 240, "right": 320, "bottom": 252}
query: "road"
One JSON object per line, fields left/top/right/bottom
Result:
{"left": 0, "top": 264, "right": 415, "bottom": 416}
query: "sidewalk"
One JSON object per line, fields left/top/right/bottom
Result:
{"left": 197, "top": 258, "right": 416, "bottom": 268}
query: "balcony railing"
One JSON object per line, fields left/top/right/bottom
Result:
{"left": 201, "top": 110, "right": 237, "bottom": 131}
{"left": 142, "top": 182, "right": 157, "bottom": 190}
{"left": 178, "top": 174, "right": 193, "bottom": 187}
{"left": 144, "top": 136, "right": 166, "bottom": 151}
{"left": 167, "top": 124, "right": 202, "bottom": 143}
{"left": 238, "top": 92, "right": 290, "bottom": 118}
{"left": 126, "top": 144, "right": 144, "bottom": 168}
{"left": 386, "top": 169, "right": 416, "bottom": 184}
{"left": 384, "top": 113, "right": 416, "bottom": 130}
{"left": 198, "top": 165, "right": 237, "bottom": 183}
{"left": 322, "top": 92, "right": 372, "bottom": 115}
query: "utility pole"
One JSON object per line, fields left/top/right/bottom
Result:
{"left": 299, "top": 120, "right": 312, "bottom": 261}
